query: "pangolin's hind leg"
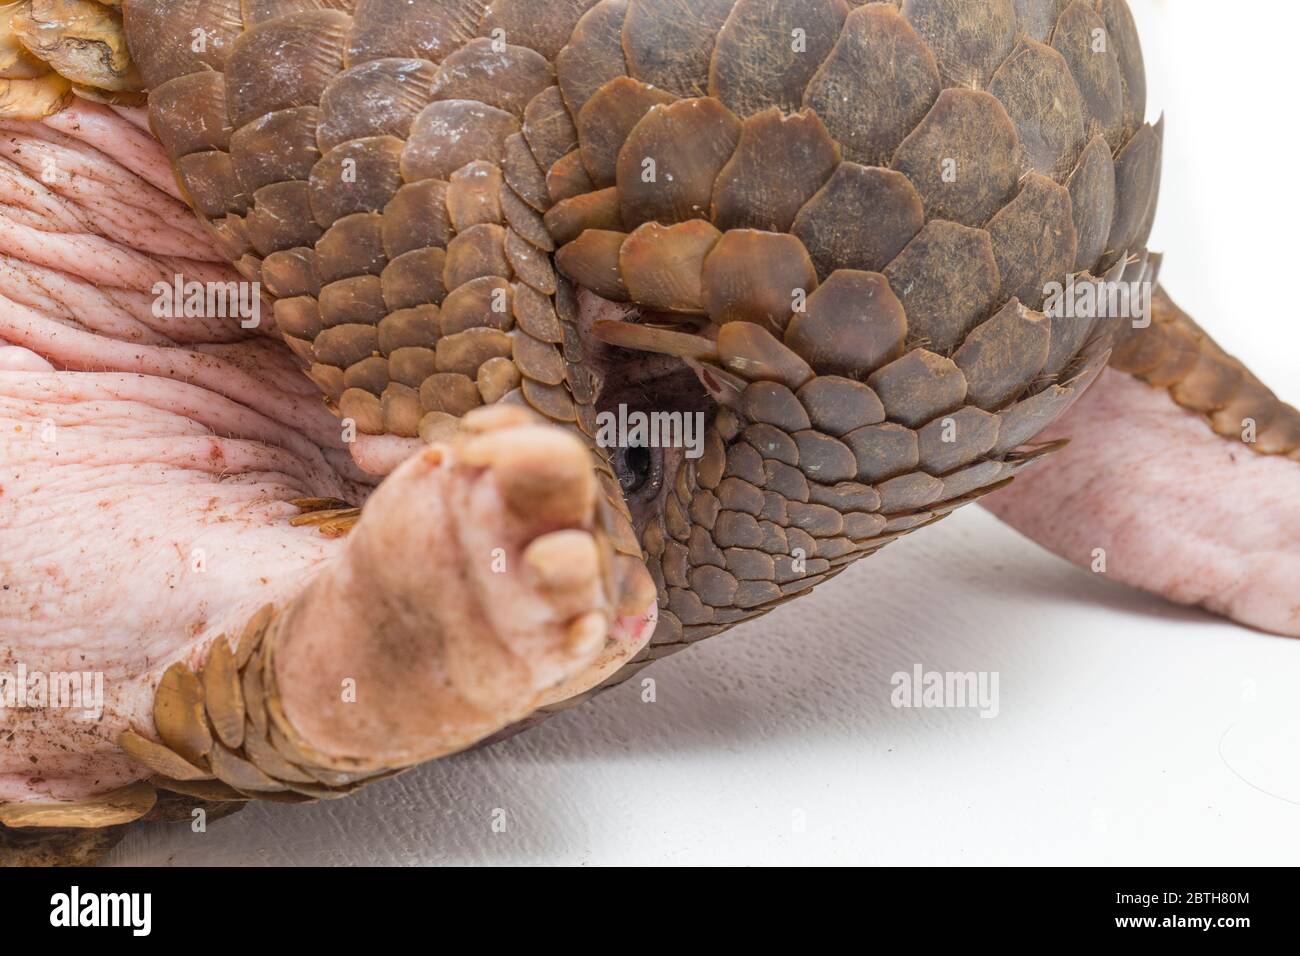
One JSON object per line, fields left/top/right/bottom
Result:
{"left": 984, "top": 287, "right": 1300, "bottom": 637}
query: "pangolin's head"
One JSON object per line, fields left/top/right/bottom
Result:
{"left": 10, "top": 0, "right": 1162, "bottom": 666}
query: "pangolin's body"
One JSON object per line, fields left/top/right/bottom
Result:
{"left": 0, "top": 0, "right": 1297, "bottom": 865}
{"left": 127, "top": 0, "right": 1163, "bottom": 660}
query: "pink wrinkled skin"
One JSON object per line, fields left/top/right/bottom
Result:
{"left": 0, "top": 104, "right": 654, "bottom": 803}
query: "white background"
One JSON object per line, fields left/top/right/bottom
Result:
{"left": 111, "top": 0, "right": 1300, "bottom": 866}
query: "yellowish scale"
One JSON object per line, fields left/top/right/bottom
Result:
{"left": 0, "top": 0, "right": 141, "bottom": 118}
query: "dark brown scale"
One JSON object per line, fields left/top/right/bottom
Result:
{"left": 987, "top": 40, "right": 1086, "bottom": 181}
{"left": 711, "top": 109, "right": 840, "bottom": 234}
{"left": 791, "top": 164, "right": 924, "bottom": 278}
{"left": 617, "top": 98, "right": 742, "bottom": 228}
{"left": 802, "top": 3, "right": 940, "bottom": 167}
{"left": 890, "top": 89, "right": 1020, "bottom": 229}
{"left": 985, "top": 173, "right": 1078, "bottom": 308}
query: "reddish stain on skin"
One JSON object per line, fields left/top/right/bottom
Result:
{"left": 208, "top": 441, "right": 224, "bottom": 464}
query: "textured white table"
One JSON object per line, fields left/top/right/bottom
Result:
{"left": 110, "top": 0, "right": 1300, "bottom": 866}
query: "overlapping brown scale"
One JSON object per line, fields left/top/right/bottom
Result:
{"left": 382, "top": 248, "right": 448, "bottom": 309}
{"left": 176, "top": 151, "right": 247, "bottom": 219}
{"left": 419, "top": 372, "right": 481, "bottom": 415}
{"left": 882, "top": 220, "right": 999, "bottom": 355}
{"left": 617, "top": 97, "right": 740, "bottom": 228}
{"left": 512, "top": 330, "right": 566, "bottom": 385}
{"left": 902, "top": 0, "right": 1016, "bottom": 90}
{"left": 700, "top": 230, "right": 817, "bottom": 334}
{"left": 244, "top": 184, "right": 313, "bottom": 254}
{"left": 316, "top": 58, "right": 438, "bottom": 152}
{"left": 511, "top": 282, "right": 564, "bottom": 343}
{"left": 1133, "top": 117, "right": 1163, "bottom": 251}
{"left": 803, "top": 3, "right": 941, "bottom": 167}
{"left": 546, "top": 149, "right": 595, "bottom": 203}
{"left": 991, "top": 382, "right": 1076, "bottom": 455}
{"left": 544, "top": 187, "right": 620, "bottom": 246}
{"left": 706, "top": 0, "right": 848, "bottom": 118}
{"left": 445, "top": 223, "right": 512, "bottom": 288}
{"left": 154, "top": 663, "right": 212, "bottom": 769}
{"left": 148, "top": 72, "right": 231, "bottom": 160}
{"left": 1051, "top": 0, "right": 1124, "bottom": 149}
{"left": 790, "top": 163, "right": 924, "bottom": 280}
{"left": 339, "top": 387, "right": 385, "bottom": 433}
{"left": 315, "top": 323, "right": 378, "bottom": 367}
{"left": 576, "top": 76, "right": 677, "bottom": 188}
{"left": 867, "top": 349, "right": 968, "bottom": 428}
{"left": 378, "top": 304, "right": 440, "bottom": 354}
{"left": 320, "top": 275, "right": 386, "bottom": 326}
{"left": 505, "top": 227, "right": 556, "bottom": 293}
{"left": 322, "top": 277, "right": 387, "bottom": 329}
{"left": 985, "top": 173, "right": 1077, "bottom": 308}
{"left": 1065, "top": 135, "right": 1115, "bottom": 272}
{"left": 381, "top": 179, "right": 452, "bottom": 258}
{"left": 1013, "top": 0, "right": 1070, "bottom": 42}
{"left": 438, "top": 275, "right": 504, "bottom": 336}
{"left": 446, "top": 160, "right": 503, "bottom": 231}
{"left": 343, "top": 0, "right": 486, "bottom": 66}
{"left": 402, "top": 99, "right": 519, "bottom": 182}
{"left": 952, "top": 300, "right": 1051, "bottom": 409}
{"left": 315, "top": 212, "right": 385, "bottom": 282}
{"left": 987, "top": 40, "right": 1086, "bottom": 181}
{"left": 1105, "top": 121, "right": 1160, "bottom": 265}
{"left": 797, "top": 377, "right": 886, "bottom": 437}
{"left": 243, "top": 1, "right": 357, "bottom": 24}
{"left": 523, "top": 85, "right": 579, "bottom": 170}
{"left": 474, "top": 0, "right": 599, "bottom": 62}
{"left": 711, "top": 108, "right": 840, "bottom": 234}
{"left": 621, "top": 0, "right": 734, "bottom": 98}
{"left": 1097, "top": 0, "right": 1146, "bottom": 142}
{"left": 915, "top": 406, "right": 1000, "bottom": 474}
{"left": 263, "top": 247, "right": 321, "bottom": 300}
{"left": 503, "top": 133, "right": 551, "bottom": 214}
{"left": 309, "top": 136, "right": 404, "bottom": 227}
{"left": 477, "top": 356, "right": 522, "bottom": 404}
{"left": 556, "top": 229, "right": 628, "bottom": 300}
{"left": 344, "top": 355, "right": 389, "bottom": 394}
{"left": 225, "top": 11, "right": 349, "bottom": 128}
{"left": 521, "top": 377, "right": 578, "bottom": 422}
{"left": 785, "top": 270, "right": 907, "bottom": 380}
{"left": 619, "top": 220, "right": 721, "bottom": 313}
{"left": 274, "top": 297, "right": 322, "bottom": 340}
{"left": 430, "top": 38, "right": 553, "bottom": 117}
{"left": 843, "top": 422, "right": 919, "bottom": 483}
{"left": 891, "top": 89, "right": 1020, "bottom": 229}
{"left": 555, "top": 0, "right": 628, "bottom": 115}
{"left": 122, "top": 0, "right": 243, "bottom": 88}
{"left": 229, "top": 107, "right": 321, "bottom": 194}
{"left": 388, "top": 347, "right": 438, "bottom": 388}
{"left": 716, "top": 322, "right": 814, "bottom": 389}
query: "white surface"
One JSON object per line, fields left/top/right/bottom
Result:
{"left": 109, "top": 0, "right": 1300, "bottom": 866}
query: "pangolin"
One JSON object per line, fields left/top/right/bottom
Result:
{"left": 0, "top": 0, "right": 1296, "bottom": 865}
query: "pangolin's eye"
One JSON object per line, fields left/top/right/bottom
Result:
{"left": 614, "top": 444, "right": 662, "bottom": 497}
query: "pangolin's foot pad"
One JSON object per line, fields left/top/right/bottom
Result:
{"left": 273, "top": 405, "right": 658, "bottom": 770}
{"left": 986, "top": 369, "right": 1300, "bottom": 638}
